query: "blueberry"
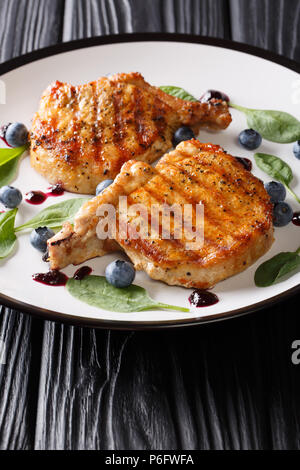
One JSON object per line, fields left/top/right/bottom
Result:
{"left": 173, "top": 126, "right": 195, "bottom": 147}
{"left": 30, "top": 227, "right": 55, "bottom": 253}
{"left": 293, "top": 141, "right": 300, "bottom": 160}
{"left": 5, "top": 123, "right": 28, "bottom": 148}
{"left": 273, "top": 202, "right": 293, "bottom": 227}
{"left": 96, "top": 179, "right": 114, "bottom": 196}
{"left": 0, "top": 186, "right": 22, "bottom": 208}
{"left": 105, "top": 260, "right": 136, "bottom": 288}
{"left": 239, "top": 129, "right": 262, "bottom": 150}
{"left": 200, "top": 89, "right": 230, "bottom": 103}
{"left": 265, "top": 181, "right": 286, "bottom": 203}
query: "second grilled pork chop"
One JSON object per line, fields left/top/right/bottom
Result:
{"left": 48, "top": 140, "right": 274, "bottom": 289}
{"left": 30, "top": 73, "right": 231, "bottom": 194}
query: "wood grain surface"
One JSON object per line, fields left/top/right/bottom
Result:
{"left": 0, "top": 0, "right": 300, "bottom": 450}
{"left": 229, "top": 0, "right": 300, "bottom": 61}
{"left": 0, "top": 0, "right": 64, "bottom": 63}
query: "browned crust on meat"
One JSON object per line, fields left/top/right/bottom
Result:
{"left": 48, "top": 140, "right": 273, "bottom": 289}
{"left": 30, "top": 72, "right": 231, "bottom": 194}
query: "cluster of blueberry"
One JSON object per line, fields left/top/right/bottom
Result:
{"left": 0, "top": 123, "right": 28, "bottom": 208}
{"left": 237, "top": 129, "right": 300, "bottom": 227}
{"left": 265, "top": 182, "right": 293, "bottom": 227}
{"left": 236, "top": 128, "right": 298, "bottom": 227}
{"left": 203, "top": 91, "right": 300, "bottom": 228}
{"left": 0, "top": 123, "right": 29, "bottom": 208}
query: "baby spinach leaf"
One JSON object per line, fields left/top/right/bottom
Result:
{"left": 254, "top": 153, "right": 292, "bottom": 185}
{"left": 230, "top": 103, "right": 300, "bottom": 143}
{"left": 0, "top": 209, "right": 18, "bottom": 259}
{"left": 254, "top": 153, "right": 300, "bottom": 204}
{"left": 15, "top": 197, "right": 90, "bottom": 232}
{"left": 66, "top": 275, "right": 190, "bottom": 313}
{"left": 0, "top": 156, "right": 21, "bottom": 187}
{"left": 255, "top": 248, "right": 300, "bottom": 287}
{"left": 160, "top": 86, "right": 197, "bottom": 102}
{"left": 0, "top": 145, "right": 28, "bottom": 167}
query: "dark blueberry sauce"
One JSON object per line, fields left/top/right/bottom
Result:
{"left": 0, "top": 124, "right": 11, "bottom": 147}
{"left": 189, "top": 289, "right": 219, "bottom": 308}
{"left": 25, "top": 184, "right": 64, "bottom": 205}
{"left": 0, "top": 136, "right": 10, "bottom": 147}
{"left": 47, "top": 184, "right": 65, "bottom": 197}
{"left": 235, "top": 157, "right": 252, "bottom": 172}
{"left": 73, "top": 266, "right": 92, "bottom": 280}
{"left": 26, "top": 191, "right": 47, "bottom": 205}
{"left": 33, "top": 270, "right": 69, "bottom": 286}
{"left": 292, "top": 212, "right": 300, "bottom": 227}
{"left": 200, "top": 90, "right": 230, "bottom": 103}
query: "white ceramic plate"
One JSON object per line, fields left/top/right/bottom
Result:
{"left": 0, "top": 34, "right": 299, "bottom": 328}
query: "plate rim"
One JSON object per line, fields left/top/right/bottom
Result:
{"left": 0, "top": 32, "right": 299, "bottom": 329}
{"left": 0, "top": 32, "right": 299, "bottom": 76}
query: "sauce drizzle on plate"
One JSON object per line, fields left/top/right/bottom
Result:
{"left": 73, "top": 266, "right": 92, "bottom": 280}
{"left": 292, "top": 212, "right": 300, "bottom": 227}
{"left": 189, "top": 289, "right": 219, "bottom": 308}
{"left": 25, "top": 184, "right": 65, "bottom": 205}
{"left": 33, "top": 270, "right": 69, "bottom": 286}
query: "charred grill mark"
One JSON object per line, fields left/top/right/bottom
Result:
{"left": 91, "top": 81, "right": 103, "bottom": 163}
{"left": 33, "top": 88, "right": 62, "bottom": 157}
{"left": 33, "top": 85, "right": 70, "bottom": 152}
{"left": 157, "top": 162, "right": 250, "bottom": 245}
{"left": 167, "top": 152, "right": 272, "bottom": 234}
{"left": 33, "top": 84, "right": 87, "bottom": 169}
{"left": 90, "top": 82, "right": 98, "bottom": 161}
{"left": 126, "top": 191, "right": 172, "bottom": 243}
{"left": 50, "top": 233, "right": 73, "bottom": 246}
{"left": 145, "top": 174, "right": 222, "bottom": 252}
{"left": 54, "top": 86, "right": 81, "bottom": 167}
{"left": 33, "top": 118, "right": 58, "bottom": 152}
{"left": 113, "top": 86, "right": 127, "bottom": 143}
{"left": 121, "top": 235, "right": 174, "bottom": 265}
{"left": 112, "top": 84, "right": 131, "bottom": 172}
{"left": 120, "top": 227, "right": 202, "bottom": 266}
{"left": 123, "top": 188, "right": 202, "bottom": 261}
{"left": 152, "top": 96, "right": 167, "bottom": 140}
{"left": 143, "top": 175, "right": 219, "bottom": 256}
{"left": 172, "top": 154, "right": 259, "bottom": 208}
{"left": 133, "top": 87, "right": 152, "bottom": 149}
{"left": 154, "top": 167, "right": 223, "bottom": 224}
{"left": 197, "top": 155, "right": 272, "bottom": 221}
{"left": 60, "top": 85, "right": 81, "bottom": 169}
{"left": 190, "top": 153, "right": 259, "bottom": 197}
{"left": 76, "top": 87, "right": 85, "bottom": 160}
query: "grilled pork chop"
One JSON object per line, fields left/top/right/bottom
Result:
{"left": 30, "top": 72, "right": 231, "bottom": 194}
{"left": 48, "top": 140, "right": 273, "bottom": 289}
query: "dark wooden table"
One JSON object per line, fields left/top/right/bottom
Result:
{"left": 0, "top": 0, "right": 300, "bottom": 450}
